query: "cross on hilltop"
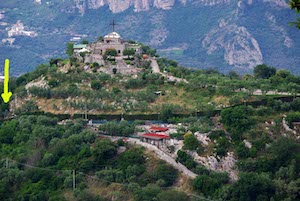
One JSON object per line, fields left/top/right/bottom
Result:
{"left": 109, "top": 19, "right": 119, "bottom": 32}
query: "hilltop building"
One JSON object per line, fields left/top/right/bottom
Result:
{"left": 73, "top": 44, "right": 89, "bottom": 53}
{"left": 73, "top": 31, "right": 141, "bottom": 64}
{"left": 7, "top": 20, "right": 37, "bottom": 38}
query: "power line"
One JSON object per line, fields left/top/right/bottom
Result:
{"left": 0, "top": 158, "right": 215, "bottom": 201}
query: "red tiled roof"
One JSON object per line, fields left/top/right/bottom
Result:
{"left": 150, "top": 126, "right": 169, "bottom": 132}
{"left": 141, "top": 133, "right": 170, "bottom": 140}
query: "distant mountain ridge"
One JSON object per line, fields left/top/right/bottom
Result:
{"left": 0, "top": 0, "right": 299, "bottom": 75}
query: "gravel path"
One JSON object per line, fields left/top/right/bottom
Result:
{"left": 127, "top": 138, "right": 197, "bottom": 179}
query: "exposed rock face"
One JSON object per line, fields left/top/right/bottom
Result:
{"left": 263, "top": 0, "right": 289, "bottom": 8}
{"left": 266, "top": 13, "right": 293, "bottom": 48}
{"left": 34, "top": 0, "right": 42, "bottom": 4}
{"left": 202, "top": 19, "right": 263, "bottom": 70}
{"left": 87, "top": 0, "right": 105, "bottom": 9}
{"left": 134, "top": 0, "right": 151, "bottom": 12}
{"left": 148, "top": 13, "right": 169, "bottom": 46}
{"left": 190, "top": 151, "right": 238, "bottom": 180}
{"left": 8, "top": 0, "right": 297, "bottom": 75}
{"left": 153, "top": 0, "right": 175, "bottom": 10}
{"left": 72, "top": 0, "right": 233, "bottom": 14}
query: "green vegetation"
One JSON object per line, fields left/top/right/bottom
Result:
{"left": 0, "top": 115, "right": 186, "bottom": 200}
{"left": 1, "top": 39, "right": 300, "bottom": 201}
{"left": 66, "top": 42, "right": 74, "bottom": 57}
{"left": 289, "top": 0, "right": 300, "bottom": 28}
{"left": 105, "top": 49, "right": 118, "bottom": 57}
{"left": 183, "top": 133, "right": 199, "bottom": 151}
{"left": 123, "top": 48, "right": 135, "bottom": 58}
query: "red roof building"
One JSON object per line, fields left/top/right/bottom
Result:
{"left": 140, "top": 133, "right": 169, "bottom": 140}
{"left": 149, "top": 126, "right": 169, "bottom": 132}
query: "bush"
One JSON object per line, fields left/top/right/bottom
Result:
{"left": 223, "top": 173, "right": 275, "bottom": 201}
{"left": 157, "top": 190, "right": 189, "bottom": 201}
{"left": 286, "top": 112, "right": 300, "bottom": 127}
{"left": 183, "top": 134, "right": 199, "bottom": 151}
{"left": 176, "top": 150, "right": 197, "bottom": 170}
{"left": 153, "top": 162, "right": 178, "bottom": 187}
{"left": 91, "top": 81, "right": 102, "bottom": 90}
{"left": 221, "top": 106, "right": 255, "bottom": 138}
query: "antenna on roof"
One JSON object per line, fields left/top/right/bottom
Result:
{"left": 109, "top": 19, "right": 118, "bottom": 32}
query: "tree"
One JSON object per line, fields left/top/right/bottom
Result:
{"left": 253, "top": 64, "right": 276, "bottom": 79}
{"left": 105, "top": 49, "right": 118, "bottom": 57}
{"left": 66, "top": 42, "right": 74, "bottom": 57}
{"left": 220, "top": 106, "right": 254, "bottom": 139}
{"left": 81, "top": 39, "right": 89, "bottom": 44}
{"left": 123, "top": 48, "right": 135, "bottom": 58}
{"left": 160, "top": 104, "right": 175, "bottom": 121}
{"left": 0, "top": 120, "right": 18, "bottom": 144}
{"left": 98, "top": 36, "right": 104, "bottom": 41}
{"left": 228, "top": 70, "right": 240, "bottom": 79}
{"left": 92, "top": 62, "right": 100, "bottom": 68}
{"left": 289, "top": 0, "right": 300, "bottom": 12}
{"left": 193, "top": 175, "right": 221, "bottom": 196}
{"left": 117, "top": 148, "right": 145, "bottom": 170}
{"left": 223, "top": 173, "right": 275, "bottom": 201}
{"left": 112, "top": 68, "right": 117, "bottom": 74}
{"left": 91, "top": 81, "right": 102, "bottom": 90}
{"left": 92, "top": 139, "right": 117, "bottom": 164}
{"left": 153, "top": 162, "right": 178, "bottom": 187}
{"left": 289, "top": 0, "right": 300, "bottom": 28}
{"left": 176, "top": 150, "right": 197, "bottom": 170}
{"left": 134, "top": 184, "right": 161, "bottom": 201}
{"left": 49, "top": 58, "right": 62, "bottom": 67}
{"left": 79, "top": 52, "right": 87, "bottom": 63}
{"left": 183, "top": 133, "right": 199, "bottom": 150}
{"left": 157, "top": 190, "right": 189, "bottom": 201}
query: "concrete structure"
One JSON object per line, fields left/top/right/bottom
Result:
{"left": 73, "top": 44, "right": 88, "bottom": 53}
{"left": 92, "top": 32, "right": 125, "bottom": 55}
{"left": 73, "top": 31, "right": 141, "bottom": 69}
{"left": 7, "top": 20, "right": 37, "bottom": 38}
{"left": 84, "top": 54, "right": 104, "bottom": 65}
{"left": 88, "top": 32, "right": 141, "bottom": 57}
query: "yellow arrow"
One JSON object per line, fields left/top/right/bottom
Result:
{"left": 1, "top": 59, "right": 12, "bottom": 103}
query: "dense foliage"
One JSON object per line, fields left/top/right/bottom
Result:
{"left": 0, "top": 115, "right": 184, "bottom": 200}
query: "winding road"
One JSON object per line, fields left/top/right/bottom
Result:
{"left": 150, "top": 58, "right": 188, "bottom": 83}
{"left": 96, "top": 133, "right": 197, "bottom": 179}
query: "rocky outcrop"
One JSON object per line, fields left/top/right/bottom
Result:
{"left": 266, "top": 13, "right": 293, "bottom": 48}
{"left": 71, "top": 0, "right": 233, "bottom": 14}
{"left": 263, "top": 0, "right": 289, "bottom": 8}
{"left": 191, "top": 151, "right": 238, "bottom": 181}
{"left": 148, "top": 13, "right": 169, "bottom": 46}
{"left": 134, "top": 0, "right": 152, "bottom": 12}
{"left": 153, "top": 0, "right": 175, "bottom": 10}
{"left": 87, "top": 0, "right": 105, "bottom": 9}
{"left": 202, "top": 19, "right": 263, "bottom": 70}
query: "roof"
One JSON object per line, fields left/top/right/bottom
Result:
{"left": 78, "top": 48, "right": 90, "bottom": 53}
{"left": 104, "top": 32, "right": 121, "bottom": 39}
{"left": 141, "top": 133, "right": 170, "bottom": 140}
{"left": 73, "top": 44, "right": 87, "bottom": 49}
{"left": 150, "top": 126, "right": 169, "bottom": 132}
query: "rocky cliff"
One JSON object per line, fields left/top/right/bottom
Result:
{"left": 71, "top": 0, "right": 233, "bottom": 14}
{"left": 202, "top": 20, "right": 263, "bottom": 70}
{"left": 1, "top": 0, "right": 298, "bottom": 75}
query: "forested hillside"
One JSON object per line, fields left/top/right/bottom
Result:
{"left": 0, "top": 42, "right": 300, "bottom": 200}
{"left": 0, "top": 0, "right": 300, "bottom": 75}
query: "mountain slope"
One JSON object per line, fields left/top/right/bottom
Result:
{"left": 0, "top": 0, "right": 299, "bottom": 75}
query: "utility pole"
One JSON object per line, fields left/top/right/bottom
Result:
{"left": 73, "top": 169, "right": 76, "bottom": 191}
{"left": 85, "top": 103, "right": 87, "bottom": 121}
